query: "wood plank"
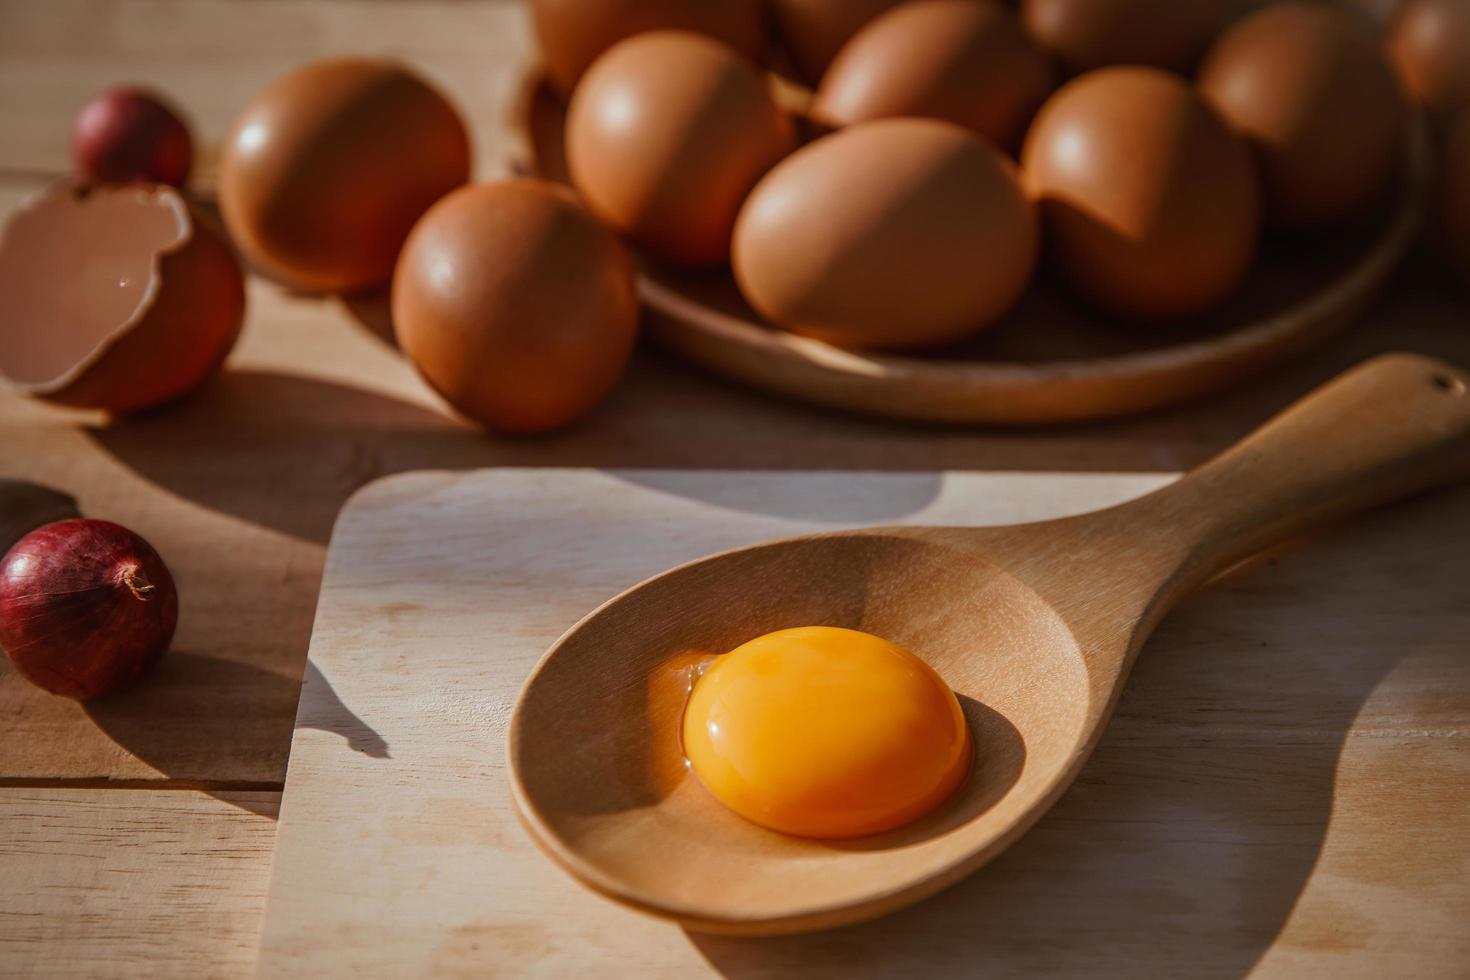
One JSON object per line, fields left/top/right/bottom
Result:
{"left": 0, "top": 788, "right": 278, "bottom": 979}
{"left": 0, "top": 0, "right": 531, "bottom": 181}
{"left": 0, "top": 2, "right": 1460, "bottom": 977}
{"left": 0, "top": 0, "right": 1405, "bottom": 182}
{"left": 258, "top": 468, "right": 1470, "bottom": 976}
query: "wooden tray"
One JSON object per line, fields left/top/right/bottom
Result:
{"left": 256, "top": 467, "right": 1470, "bottom": 976}
{"left": 509, "top": 76, "right": 1430, "bottom": 425}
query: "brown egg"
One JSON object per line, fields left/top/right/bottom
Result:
{"left": 769, "top": 0, "right": 908, "bottom": 81}
{"left": 532, "top": 0, "right": 766, "bottom": 95}
{"left": 1021, "top": 67, "right": 1260, "bottom": 321}
{"left": 1021, "top": 0, "right": 1225, "bottom": 75}
{"left": 392, "top": 180, "right": 639, "bottom": 435}
{"left": 566, "top": 32, "right": 796, "bottom": 267}
{"left": 1388, "top": 0, "right": 1470, "bottom": 117}
{"left": 1440, "top": 107, "right": 1470, "bottom": 285}
{"left": 1199, "top": 2, "right": 1407, "bottom": 231}
{"left": 813, "top": 0, "right": 1054, "bottom": 151}
{"left": 220, "top": 58, "right": 471, "bottom": 293}
{"left": 733, "top": 118, "right": 1038, "bottom": 350}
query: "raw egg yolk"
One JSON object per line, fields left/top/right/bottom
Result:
{"left": 681, "top": 626, "right": 971, "bottom": 839}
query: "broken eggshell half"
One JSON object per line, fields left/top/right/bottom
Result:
{"left": 0, "top": 183, "right": 245, "bottom": 413}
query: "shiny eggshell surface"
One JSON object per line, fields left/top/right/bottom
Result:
{"left": 733, "top": 118, "right": 1038, "bottom": 351}
{"left": 219, "top": 58, "right": 471, "bottom": 293}
{"left": 1199, "top": 2, "right": 1407, "bottom": 231}
{"left": 1440, "top": 108, "right": 1470, "bottom": 285}
{"left": 1022, "top": 66, "right": 1261, "bottom": 321}
{"left": 1387, "top": 0, "right": 1470, "bottom": 117}
{"left": 532, "top": 0, "right": 766, "bottom": 95}
{"left": 566, "top": 31, "right": 796, "bottom": 267}
{"left": 769, "top": 0, "right": 907, "bottom": 81}
{"left": 392, "top": 180, "right": 639, "bottom": 434}
{"left": 813, "top": 0, "right": 1054, "bottom": 151}
{"left": 1021, "top": 0, "right": 1225, "bottom": 75}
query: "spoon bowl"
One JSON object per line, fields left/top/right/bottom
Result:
{"left": 510, "top": 354, "right": 1470, "bottom": 934}
{"left": 512, "top": 533, "right": 1086, "bottom": 931}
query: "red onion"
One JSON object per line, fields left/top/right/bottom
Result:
{"left": 0, "top": 519, "right": 178, "bottom": 699}
{"left": 72, "top": 87, "right": 193, "bottom": 187}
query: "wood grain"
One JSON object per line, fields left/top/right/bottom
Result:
{"left": 260, "top": 467, "right": 1470, "bottom": 975}
{"left": 0, "top": 789, "right": 279, "bottom": 978}
{"left": 0, "top": 0, "right": 1466, "bottom": 974}
{"left": 0, "top": 0, "right": 533, "bottom": 183}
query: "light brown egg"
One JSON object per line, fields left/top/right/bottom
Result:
{"left": 220, "top": 58, "right": 471, "bottom": 293}
{"left": 769, "top": 0, "right": 908, "bottom": 81}
{"left": 532, "top": 0, "right": 766, "bottom": 95}
{"left": 1439, "top": 107, "right": 1470, "bottom": 285}
{"left": 392, "top": 180, "right": 639, "bottom": 435}
{"left": 733, "top": 118, "right": 1038, "bottom": 350}
{"left": 1199, "top": 2, "right": 1407, "bottom": 231}
{"left": 813, "top": 0, "right": 1053, "bottom": 151}
{"left": 1388, "top": 0, "right": 1470, "bottom": 117}
{"left": 566, "top": 32, "right": 796, "bottom": 267}
{"left": 1021, "top": 66, "right": 1260, "bottom": 321}
{"left": 1021, "top": 0, "right": 1225, "bottom": 75}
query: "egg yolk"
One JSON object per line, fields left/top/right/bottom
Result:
{"left": 681, "top": 626, "right": 971, "bottom": 839}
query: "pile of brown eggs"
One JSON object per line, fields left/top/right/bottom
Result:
{"left": 2, "top": 0, "right": 1468, "bottom": 437}
{"left": 547, "top": 0, "right": 1434, "bottom": 350}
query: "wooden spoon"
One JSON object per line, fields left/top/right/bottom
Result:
{"left": 509, "top": 353, "right": 1470, "bottom": 936}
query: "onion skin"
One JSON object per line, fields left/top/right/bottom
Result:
{"left": 73, "top": 87, "right": 193, "bottom": 187}
{"left": 0, "top": 519, "right": 178, "bottom": 700}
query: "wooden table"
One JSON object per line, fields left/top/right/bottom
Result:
{"left": 0, "top": 2, "right": 1466, "bottom": 976}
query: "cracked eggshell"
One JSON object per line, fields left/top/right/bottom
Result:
{"left": 0, "top": 183, "right": 245, "bottom": 413}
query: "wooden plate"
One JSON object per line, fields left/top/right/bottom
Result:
{"left": 508, "top": 75, "right": 1430, "bottom": 425}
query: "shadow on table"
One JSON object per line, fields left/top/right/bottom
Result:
{"left": 84, "top": 363, "right": 976, "bottom": 544}
{"left": 84, "top": 654, "right": 385, "bottom": 818}
{"left": 0, "top": 479, "right": 80, "bottom": 552}
{"left": 88, "top": 369, "right": 483, "bottom": 543}
{"left": 605, "top": 469, "right": 947, "bottom": 524}
{"left": 683, "top": 486, "right": 1470, "bottom": 978}
{"left": 340, "top": 288, "right": 398, "bottom": 350}
{"left": 86, "top": 269, "right": 1470, "bottom": 548}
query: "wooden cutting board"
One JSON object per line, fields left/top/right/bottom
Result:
{"left": 256, "top": 468, "right": 1470, "bottom": 977}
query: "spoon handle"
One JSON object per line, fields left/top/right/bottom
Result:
{"left": 1121, "top": 353, "right": 1470, "bottom": 593}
